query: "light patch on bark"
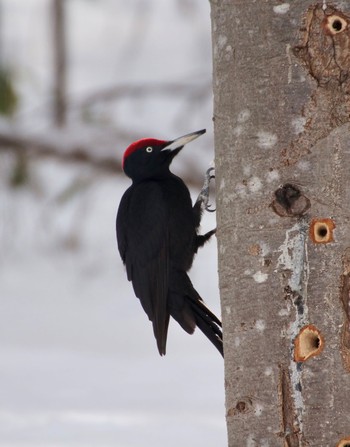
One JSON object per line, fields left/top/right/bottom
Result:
{"left": 224, "top": 45, "right": 233, "bottom": 61}
{"left": 276, "top": 222, "right": 308, "bottom": 294}
{"left": 247, "top": 176, "right": 262, "bottom": 193}
{"left": 217, "top": 34, "right": 227, "bottom": 50}
{"left": 254, "top": 403, "right": 264, "bottom": 417}
{"left": 233, "top": 125, "right": 243, "bottom": 137}
{"left": 219, "top": 243, "right": 226, "bottom": 255}
{"left": 273, "top": 3, "right": 290, "bottom": 14}
{"left": 266, "top": 169, "right": 280, "bottom": 183}
{"left": 276, "top": 220, "right": 310, "bottom": 433}
{"left": 223, "top": 192, "right": 235, "bottom": 204}
{"left": 253, "top": 271, "right": 268, "bottom": 283}
{"left": 255, "top": 319, "right": 266, "bottom": 331}
{"left": 238, "top": 109, "right": 251, "bottom": 123}
{"left": 259, "top": 241, "right": 271, "bottom": 257}
{"left": 264, "top": 367, "right": 273, "bottom": 376}
{"left": 286, "top": 43, "right": 293, "bottom": 84}
{"left": 243, "top": 165, "right": 251, "bottom": 176}
{"left": 246, "top": 433, "right": 256, "bottom": 447}
{"left": 297, "top": 160, "right": 311, "bottom": 171}
{"left": 291, "top": 116, "right": 307, "bottom": 134}
{"left": 278, "top": 307, "right": 290, "bottom": 317}
{"left": 235, "top": 183, "right": 247, "bottom": 197}
{"left": 256, "top": 131, "right": 278, "bottom": 149}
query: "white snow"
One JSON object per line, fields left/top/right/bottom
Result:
{"left": 0, "top": 158, "right": 225, "bottom": 447}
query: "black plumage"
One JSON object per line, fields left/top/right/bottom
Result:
{"left": 116, "top": 129, "right": 223, "bottom": 356}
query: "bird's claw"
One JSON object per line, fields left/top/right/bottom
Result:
{"left": 196, "top": 166, "right": 216, "bottom": 212}
{"left": 206, "top": 203, "right": 216, "bottom": 213}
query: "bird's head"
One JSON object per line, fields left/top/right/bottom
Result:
{"left": 122, "top": 129, "right": 206, "bottom": 181}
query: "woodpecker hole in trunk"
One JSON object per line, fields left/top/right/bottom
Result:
{"left": 309, "top": 218, "right": 335, "bottom": 243}
{"left": 227, "top": 398, "right": 252, "bottom": 417}
{"left": 332, "top": 19, "right": 343, "bottom": 31}
{"left": 294, "top": 324, "right": 325, "bottom": 362}
{"left": 270, "top": 183, "right": 310, "bottom": 217}
{"left": 323, "top": 14, "right": 348, "bottom": 35}
{"left": 236, "top": 401, "right": 246, "bottom": 412}
{"left": 337, "top": 437, "right": 350, "bottom": 447}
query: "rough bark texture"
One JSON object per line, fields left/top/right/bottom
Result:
{"left": 211, "top": 1, "right": 350, "bottom": 446}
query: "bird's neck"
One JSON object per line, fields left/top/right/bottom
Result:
{"left": 132, "top": 168, "right": 173, "bottom": 184}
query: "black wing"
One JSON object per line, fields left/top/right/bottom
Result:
{"left": 116, "top": 182, "right": 170, "bottom": 355}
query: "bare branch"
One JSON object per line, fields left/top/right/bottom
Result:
{"left": 78, "top": 80, "right": 211, "bottom": 109}
{"left": 0, "top": 125, "right": 128, "bottom": 173}
{"left": 0, "top": 124, "right": 203, "bottom": 187}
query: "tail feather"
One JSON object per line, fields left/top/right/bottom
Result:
{"left": 187, "top": 293, "right": 222, "bottom": 328}
{"left": 188, "top": 295, "right": 224, "bottom": 357}
{"left": 168, "top": 270, "right": 224, "bottom": 357}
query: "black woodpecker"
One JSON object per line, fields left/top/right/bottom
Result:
{"left": 116, "top": 129, "right": 223, "bottom": 356}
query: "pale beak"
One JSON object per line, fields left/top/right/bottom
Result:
{"left": 161, "top": 129, "right": 206, "bottom": 152}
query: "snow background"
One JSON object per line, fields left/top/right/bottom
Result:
{"left": 0, "top": 1, "right": 226, "bottom": 446}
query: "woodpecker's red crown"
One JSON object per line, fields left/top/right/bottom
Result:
{"left": 121, "top": 129, "right": 206, "bottom": 181}
{"left": 122, "top": 138, "right": 166, "bottom": 169}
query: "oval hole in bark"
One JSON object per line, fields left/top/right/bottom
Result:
{"left": 294, "top": 324, "right": 325, "bottom": 362}
{"left": 325, "top": 15, "right": 348, "bottom": 35}
{"left": 236, "top": 401, "right": 246, "bottom": 412}
{"left": 317, "top": 225, "right": 328, "bottom": 238}
{"left": 309, "top": 218, "right": 335, "bottom": 244}
{"left": 336, "top": 438, "right": 350, "bottom": 447}
{"left": 270, "top": 183, "right": 310, "bottom": 217}
{"left": 332, "top": 19, "right": 343, "bottom": 31}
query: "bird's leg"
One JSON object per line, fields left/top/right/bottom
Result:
{"left": 196, "top": 228, "right": 216, "bottom": 250}
{"left": 195, "top": 164, "right": 216, "bottom": 213}
{"left": 193, "top": 163, "right": 216, "bottom": 251}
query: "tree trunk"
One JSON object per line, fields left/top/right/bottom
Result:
{"left": 211, "top": 1, "right": 350, "bottom": 445}
{"left": 52, "top": 0, "right": 67, "bottom": 127}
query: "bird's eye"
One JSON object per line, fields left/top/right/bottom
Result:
{"left": 146, "top": 147, "right": 153, "bottom": 153}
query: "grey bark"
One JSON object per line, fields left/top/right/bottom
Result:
{"left": 211, "top": 1, "right": 350, "bottom": 446}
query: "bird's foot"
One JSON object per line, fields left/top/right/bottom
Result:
{"left": 196, "top": 164, "right": 216, "bottom": 212}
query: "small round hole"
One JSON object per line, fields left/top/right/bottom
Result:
{"left": 337, "top": 441, "right": 350, "bottom": 447}
{"left": 332, "top": 19, "right": 343, "bottom": 31}
{"left": 305, "top": 333, "right": 320, "bottom": 352}
{"left": 317, "top": 226, "right": 328, "bottom": 238}
{"left": 310, "top": 219, "right": 335, "bottom": 244}
{"left": 312, "top": 336, "right": 320, "bottom": 349}
{"left": 325, "top": 15, "right": 348, "bottom": 36}
{"left": 236, "top": 401, "right": 246, "bottom": 412}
